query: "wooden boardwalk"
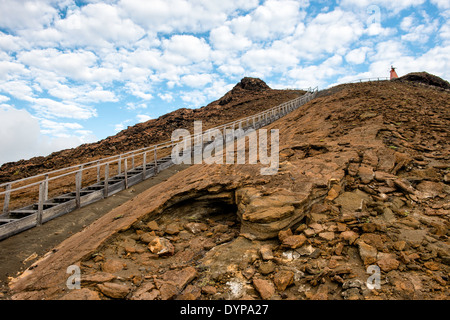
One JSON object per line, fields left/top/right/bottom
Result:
{"left": 0, "top": 88, "right": 318, "bottom": 241}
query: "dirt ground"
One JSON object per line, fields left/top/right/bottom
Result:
{"left": 0, "top": 164, "right": 190, "bottom": 295}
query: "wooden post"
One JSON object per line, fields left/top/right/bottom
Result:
{"left": 118, "top": 155, "right": 122, "bottom": 174}
{"left": 37, "top": 182, "right": 44, "bottom": 226}
{"left": 104, "top": 163, "right": 109, "bottom": 198}
{"left": 124, "top": 158, "right": 128, "bottom": 189}
{"left": 2, "top": 183, "right": 11, "bottom": 215}
{"left": 44, "top": 174, "right": 49, "bottom": 201}
{"left": 154, "top": 147, "right": 158, "bottom": 174}
{"left": 184, "top": 137, "right": 190, "bottom": 163}
{"left": 200, "top": 131, "right": 204, "bottom": 151}
{"left": 75, "top": 169, "right": 82, "bottom": 208}
{"left": 96, "top": 161, "right": 101, "bottom": 183}
{"left": 142, "top": 152, "right": 147, "bottom": 179}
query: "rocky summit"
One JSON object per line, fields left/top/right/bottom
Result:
{"left": 4, "top": 74, "right": 450, "bottom": 301}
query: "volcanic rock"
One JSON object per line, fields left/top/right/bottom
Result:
{"left": 394, "top": 71, "right": 450, "bottom": 90}
{"left": 253, "top": 278, "right": 275, "bottom": 300}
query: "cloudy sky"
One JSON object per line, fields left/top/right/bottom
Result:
{"left": 0, "top": 0, "right": 449, "bottom": 165}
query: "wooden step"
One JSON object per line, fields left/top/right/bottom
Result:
{"left": 9, "top": 210, "right": 36, "bottom": 217}
{"left": 0, "top": 218, "right": 16, "bottom": 224}
{"left": 84, "top": 185, "right": 104, "bottom": 191}
{"left": 32, "top": 203, "right": 58, "bottom": 210}
{"left": 53, "top": 195, "right": 76, "bottom": 203}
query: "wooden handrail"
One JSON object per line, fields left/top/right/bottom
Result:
{"left": 0, "top": 88, "right": 318, "bottom": 197}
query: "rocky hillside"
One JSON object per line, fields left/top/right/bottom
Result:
{"left": 7, "top": 74, "right": 450, "bottom": 301}
{"left": 0, "top": 78, "right": 304, "bottom": 184}
{"left": 393, "top": 71, "right": 450, "bottom": 90}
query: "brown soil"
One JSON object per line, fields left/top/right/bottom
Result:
{"left": 4, "top": 75, "right": 450, "bottom": 301}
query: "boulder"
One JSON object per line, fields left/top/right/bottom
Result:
{"left": 148, "top": 237, "right": 175, "bottom": 256}
{"left": 162, "top": 267, "right": 198, "bottom": 290}
{"left": 273, "top": 270, "right": 294, "bottom": 291}
{"left": 259, "top": 245, "right": 274, "bottom": 260}
{"left": 236, "top": 187, "right": 310, "bottom": 240}
{"left": 377, "top": 258, "right": 400, "bottom": 272}
{"left": 358, "top": 241, "right": 378, "bottom": 265}
{"left": 102, "top": 259, "right": 125, "bottom": 273}
{"left": 281, "top": 235, "right": 307, "bottom": 249}
{"left": 165, "top": 222, "right": 181, "bottom": 235}
{"left": 185, "top": 222, "right": 208, "bottom": 234}
{"left": 59, "top": 288, "right": 101, "bottom": 300}
{"left": 253, "top": 278, "right": 275, "bottom": 300}
{"left": 97, "top": 282, "right": 130, "bottom": 299}
{"left": 358, "top": 165, "right": 374, "bottom": 184}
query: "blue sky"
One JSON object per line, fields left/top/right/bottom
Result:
{"left": 0, "top": 0, "right": 449, "bottom": 165}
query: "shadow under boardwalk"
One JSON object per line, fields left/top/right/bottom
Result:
{"left": 0, "top": 164, "right": 190, "bottom": 287}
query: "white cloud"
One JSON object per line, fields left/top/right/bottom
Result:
{"left": 20, "top": 48, "right": 121, "bottom": 84}
{"left": 158, "top": 93, "right": 174, "bottom": 102}
{"left": 217, "top": 64, "right": 245, "bottom": 77}
{"left": 291, "top": 9, "right": 365, "bottom": 59}
{"left": 40, "top": 119, "right": 83, "bottom": 136}
{"left": 339, "top": 0, "right": 426, "bottom": 14}
{"left": 126, "top": 102, "right": 147, "bottom": 110}
{"left": 181, "top": 74, "right": 213, "bottom": 88}
{"left": 136, "top": 114, "right": 152, "bottom": 122}
{"left": 46, "top": 83, "right": 118, "bottom": 103}
{"left": 0, "top": 80, "right": 34, "bottom": 100}
{"left": 230, "top": 0, "right": 306, "bottom": 41}
{"left": 53, "top": 2, "right": 146, "bottom": 49}
{"left": 180, "top": 78, "right": 234, "bottom": 107}
{"left": 399, "top": 13, "right": 439, "bottom": 44}
{"left": 440, "top": 21, "right": 450, "bottom": 44}
{"left": 365, "top": 40, "right": 450, "bottom": 81}
{"left": 180, "top": 90, "right": 208, "bottom": 106}
{"left": 0, "top": 60, "right": 29, "bottom": 81}
{"left": 29, "top": 97, "right": 97, "bottom": 119}
{"left": 430, "top": 0, "right": 450, "bottom": 9}
{"left": 0, "top": 32, "right": 28, "bottom": 52}
{"left": 0, "top": 0, "right": 59, "bottom": 31}
{"left": 162, "top": 35, "right": 212, "bottom": 65}
{"left": 118, "top": 0, "right": 260, "bottom": 34}
{"left": 287, "top": 54, "right": 345, "bottom": 88}
{"left": 0, "top": 107, "right": 42, "bottom": 164}
{"left": 209, "top": 25, "right": 252, "bottom": 51}
{"left": 125, "top": 82, "right": 153, "bottom": 100}
{"left": 114, "top": 119, "right": 132, "bottom": 132}
{"left": 346, "top": 47, "right": 371, "bottom": 64}
{"left": 401, "top": 16, "right": 415, "bottom": 31}
{"left": 241, "top": 46, "right": 299, "bottom": 77}
{"left": 0, "top": 106, "right": 96, "bottom": 165}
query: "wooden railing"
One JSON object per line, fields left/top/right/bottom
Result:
{"left": 0, "top": 87, "right": 318, "bottom": 240}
